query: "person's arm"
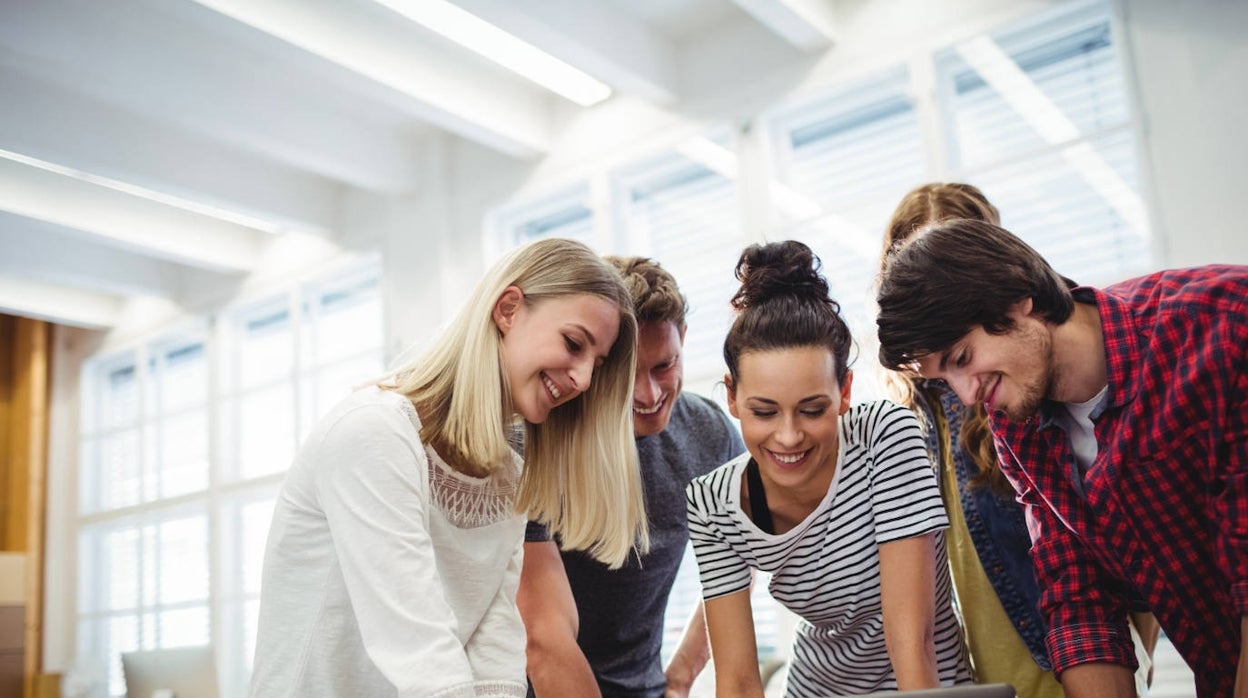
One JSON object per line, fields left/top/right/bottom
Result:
{"left": 865, "top": 404, "right": 951, "bottom": 689}
{"left": 1020, "top": 481, "right": 1136, "bottom": 679}
{"left": 317, "top": 404, "right": 511, "bottom": 695}
{"left": 1235, "top": 618, "right": 1248, "bottom": 698}
{"left": 663, "top": 600, "right": 710, "bottom": 698}
{"left": 704, "top": 590, "right": 765, "bottom": 698}
{"left": 994, "top": 432, "right": 1137, "bottom": 688}
{"left": 516, "top": 540, "right": 601, "bottom": 698}
{"left": 686, "top": 468, "right": 759, "bottom": 698}
{"left": 1059, "top": 663, "right": 1136, "bottom": 698}
{"left": 1223, "top": 428, "right": 1248, "bottom": 698}
{"left": 465, "top": 531, "right": 529, "bottom": 692}
{"left": 1215, "top": 309, "right": 1248, "bottom": 697}
{"left": 877, "top": 533, "right": 940, "bottom": 689}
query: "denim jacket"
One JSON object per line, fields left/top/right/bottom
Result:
{"left": 917, "top": 382, "right": 1052, "bottom": 670}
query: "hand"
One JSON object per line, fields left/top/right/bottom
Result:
{"left": 664, "top": 665, "right": 693, "bottom": 698}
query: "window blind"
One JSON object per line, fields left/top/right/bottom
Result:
{"left": 942, "top": 4, "right": 1150, "bottom": 285}
{"left": 626, "top": 157, "right": 741, "bottom": 396}
{"left": 774, "top": 70, "right": 928, "bottom": 400}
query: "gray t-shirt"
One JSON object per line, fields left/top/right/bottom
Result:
{"left": 526, "top": 392, "right": 745, "bottom": 698}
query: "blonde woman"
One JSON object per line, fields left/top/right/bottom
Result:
{"left": 251, "top": 238, "right": 649, "bottom": 698}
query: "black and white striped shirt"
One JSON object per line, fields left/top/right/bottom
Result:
{"left": 686, "top": 400, "right": 971, "bottom": 696}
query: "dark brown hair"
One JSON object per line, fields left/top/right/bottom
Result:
{"left": 877, "top": 218, "right": 1075, "bottom": 371}
{"left": 724, "top": 240, "right": 852, "bottom": 386}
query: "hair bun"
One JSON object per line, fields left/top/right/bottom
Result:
{"left": 731, "top": 240, "right": 830, "bottom": 311}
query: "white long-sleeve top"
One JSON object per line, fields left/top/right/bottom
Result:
{"left": 250, "top": 387, "right": 527, "bottom": 698}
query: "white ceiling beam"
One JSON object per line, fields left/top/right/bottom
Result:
{"left": 732, "top": 0, "right": 838, "bottom": 53}
{"left": 0, "top": 213, "right": 205, "bottom": 299}
{"left": 0, "top": 275, "right": 122, "bottom": 330}
{"left": 0, "top": 0, "right": 430, "bottom": 189}
{"left": 0, "top": 156, "right": 262, "bottom": 274}
{"left": 450, "top": 0, "right": 678, "bottom": 104}
{"left": 185, "top": 0, "right": 553, "bottom": 158}
{"left": 0, "top": 69, "right": 341, "bottom": 236}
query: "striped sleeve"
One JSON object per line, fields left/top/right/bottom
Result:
{"left": 686, "top": 463, "right": 752, "bottom": 600}
{"left": 864, "top": 401, "right": 949, "bottom": 544}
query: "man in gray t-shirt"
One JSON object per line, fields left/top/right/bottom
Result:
{"left": 518, "top": 257, "right": 745, "bottom": 698}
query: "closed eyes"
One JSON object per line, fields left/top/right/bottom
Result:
{"left": 748, "top": 407, "right": 829, "bottom": 419}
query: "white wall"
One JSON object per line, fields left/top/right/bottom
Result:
{"left": 1119, "top": 0, "right": 1248, "bottom": 266}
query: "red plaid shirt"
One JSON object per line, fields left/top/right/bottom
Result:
{"left": 992, "top": 266, "right": 1248, "bottom": 697}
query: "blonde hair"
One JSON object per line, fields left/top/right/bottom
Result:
{"left": 389, "top": 238, "right": 648, "bottom": 568}
{"left": 879, "top": 183, "right": 1012, "bottom": 497}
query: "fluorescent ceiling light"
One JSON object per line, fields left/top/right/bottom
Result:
{"left": 373, "top": 0, "right": 612, "bottom": 107}
{"left": 955, "top": 36, "right": 1147, "bottom": 236}
{"left": 0, "top": 149, "right": 284, "bottom": 235}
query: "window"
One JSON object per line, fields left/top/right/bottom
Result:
{"left": 78, "top": 331, "right": 212, "bottom": 697}
{"left": 77, "top": 511, "right": 212, "bottom": 698}
{"left": 938, "top": 1, "right": 1150, "bottom": 285}
{"left": 77, "top": 259, "right": 383, "bottom": 697}
{"left": 215, "top": 490, "right": 277, "bottom": 695}
{"left": 299, "top": 267, "right": 386, "bottom": 440}
{"left": 619, "top": 144, "right": 744, "bottom": 395}
{"left": 761, "top": 0, "right": 1151, "bottom": 395}
{"left": 490, "top": 184, "right": 597, "bottom": 255}
{"left": 769, "top": 66, "right": 929, "bottom": 401}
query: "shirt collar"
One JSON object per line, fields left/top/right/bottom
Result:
{"left": 1033, "top": 286, "right": 1139, "bottom": 429}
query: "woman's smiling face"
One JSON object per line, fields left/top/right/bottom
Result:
{"left": 727, "top": 345, "right": 852, "bottom": 498}
{"left": 494, "top": 287, "right": 621, "bottom": 424}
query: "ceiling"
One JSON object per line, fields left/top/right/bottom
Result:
{"left": 0, "top": 0, "right": 839, "bottom": 330}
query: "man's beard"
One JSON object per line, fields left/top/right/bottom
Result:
{"left": 1002, "top": 322, "right": 1054, "bottom": 422}
{"left": 1004, "top": 374, "right": 1050, "bottom": 421}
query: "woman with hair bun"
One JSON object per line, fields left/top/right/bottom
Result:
{"left": 686, "top": 240, "right": 970, "bottom": 696}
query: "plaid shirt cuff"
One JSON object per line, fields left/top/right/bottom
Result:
{"left": 1231, "top": 580, "right": 1248, "bottom": 615}
{"left": 1047, "top": 620, "right": 1139, "bottom": 676}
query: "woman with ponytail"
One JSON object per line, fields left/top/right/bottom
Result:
{"left": 686, "top": 240, "right": 970, "bottom": 696}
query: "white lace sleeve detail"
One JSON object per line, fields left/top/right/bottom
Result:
{"left": 426, "top": 446, "right": 521, "bottom": 529}
{"left": 472, "top": 680, "right": 527, "bottom": 697}
{"left": 427, "top": 680, "right": 526, "bottom": 698}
